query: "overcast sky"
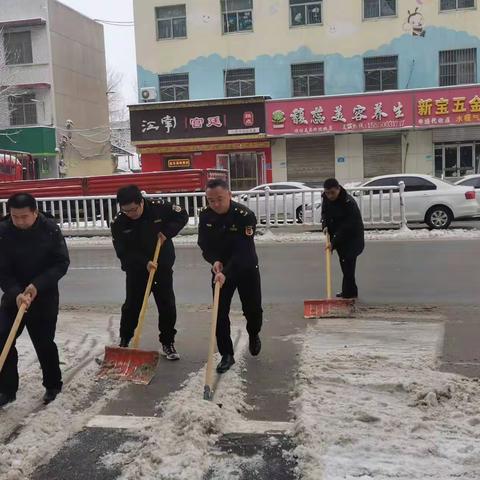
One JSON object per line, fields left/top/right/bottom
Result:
{"left": 60, "top": 0, "right": 137, "bottom": 105}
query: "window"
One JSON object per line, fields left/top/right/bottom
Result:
{"left": 158, "top": 73, "right": 189, "bottom": 101}
{"left": 9, "top": 94, "right": 37, "bottom": 126}
{"left": 439, "top": 48, "right": 477, "bottom": 86}
{"left": 290, "top": 0, "right": 322, "bottom": 27}
{"left": 291, "top": 63, "right": 324, "bottom": 97}
{"left": 363, "top": 0, "right": 396, "bottom": 18}
{"left": 458, "top": 177, "right": 480, "bottom": 188}
{"left": 224, "top": 68, "right": 255, "bottom": 97}
{"left": 364, "top": 56, "right": 398, "bottom": 91}
{"left": 401, "top": 177, "right": 436, "bottom": 191}
{"left": 156, "top": 5, "right": 187, "bottom": 39}
{"left": 221, "top": 0, "right": 253, "bottom": 34}
{"left": 3, "top": 31, "right": 33, "bottom": 65}
{"left": 440, "top": 0, "right": 475, "bottom": 11}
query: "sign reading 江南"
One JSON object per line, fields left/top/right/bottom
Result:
{"left": 130, "top": 99, "right": 266, "bottom": 143}
{"left": 266, "top": 85, "right": 480, "bottom": 136}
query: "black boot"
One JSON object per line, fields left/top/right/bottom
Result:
{"left": 43, "top": 388, "right": 61, "bottom": 405}
{"left": 216, "top": 354, "right": 235, "bottom": 374}
{"left": 336, "top": 292, "right": 344, "bottom": 298}
{"left": 249, "top": 334, "right": 261, "bottom": 356}
{"left": 119, "top": 337, "right": 130, "bottom": 348}
{"left": 0, "top": 392, "right": 16, "bottom": 408}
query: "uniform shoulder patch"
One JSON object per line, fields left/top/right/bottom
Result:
{"left": 245, "top": 226, "right": 254, "bottom": 236}
{"left": 172, "top": 204, "right": 182, "bottom": 213}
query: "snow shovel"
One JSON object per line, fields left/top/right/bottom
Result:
{"left": 204, "top": 281, "right": 221, "bottom": 401}
{"left": 0, "top": 302, "right": 28, "bottom": 375}
{"left": 98, "top": 238, "right": 161, "bottom": 385}
{"left": 304, "top": 233, "right": 355, "bottom": 319}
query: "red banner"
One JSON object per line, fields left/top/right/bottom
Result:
{"left": 415, "top": 85, "right": 480, "bottom": 128}
{"left": 266, "top": 85, "right": 480, "bottom": 136}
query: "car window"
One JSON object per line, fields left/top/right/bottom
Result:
{"left": 402, "top": 177, "right": 437, "bottom": 192}
{"left": 270, "top": 184, "right": 299, "bottom": 190}
{"left": 458, "top": 178, "right": 480, "bottom": 188}
{"left": 364, "top": 178, "right": 397, "bottom": 187}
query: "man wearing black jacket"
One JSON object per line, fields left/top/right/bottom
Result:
{"left": 321, "top": 178, "right": 365, "bottom": 299}
{"left": 111, "top": 185, "right": 188, "bottom": 360}
{"left": 198, "top": 179, "right": 262, "bottom": 373}
{"left": 0, "top": 193, "right": 70, "bottom": 407}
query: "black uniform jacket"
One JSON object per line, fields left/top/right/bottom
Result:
{"left": 321, "top": 187, "right": 365, "bottom": 257}
{"left": 111, "top": 198, "right": 188, "bottom": 273}
{"left": 198, "top": 201, "right": 258, "bottom": 278}
{"left": 0, "top": 213, "right": 70, "bottom": 308}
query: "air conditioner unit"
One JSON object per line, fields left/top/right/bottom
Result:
{"left": 140, "top": 87, "right": 158, "bottom": 102}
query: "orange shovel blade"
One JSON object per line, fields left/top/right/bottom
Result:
{"left": 97, "top": 346, "right": 159, "bottom": 385}
{"left": 304, "top": 298, "right": 355, "bottom": 319}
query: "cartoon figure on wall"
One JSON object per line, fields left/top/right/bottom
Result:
{"left": 404, "top": 7, "right": 426, "bottom": 37}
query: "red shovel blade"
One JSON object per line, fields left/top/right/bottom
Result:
{"left": 304, "top": 298, "right": 355, "bottom": 319}
{"left": 97, "top": 346, "right": 160, "bottom": 385}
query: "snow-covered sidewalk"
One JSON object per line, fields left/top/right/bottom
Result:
{"left": 293, "top": 319, "right": 480, "bottom": 479}
{"left": 65, "top": 227, "right": 480, "bottom": 248}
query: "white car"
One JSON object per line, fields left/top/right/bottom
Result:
{"left": 455, "top": 174, "right": 480, "bottom": 190}
{"left": 237, "top": 182, "right": 323, "bottom": 223}
{"left": 306, "top": 174, "right": 478, "bottom": 229}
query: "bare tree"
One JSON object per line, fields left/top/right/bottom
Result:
{"left": 107, "top": 67, "right": 128, "bottom": 123}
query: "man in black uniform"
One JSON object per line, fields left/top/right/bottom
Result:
{"left": 321, "top": 178, "right": 365, "bottom": 299}
{"left": 198, "top": 179, "right": 262, "bottom": 374}
{"left": 0, "top": 193, "right": 69, "bottom": 407}
{"left": 111, "top": 185, "right": 188, "bottom": 360}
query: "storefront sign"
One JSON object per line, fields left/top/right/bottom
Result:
{"left": 267, "top": 92, "right": 414, "bottom": 136}
{"left": 414, "top": 86, "right": 480, "bottom": 128}
{"left": 131, "top": 101, "right": 266, "bottom": 142}
{"left": 267, "top": 85, "right": 480, "bottom": 136}
{"left": 166, "top": 158, "right": 191, "bottom": 169}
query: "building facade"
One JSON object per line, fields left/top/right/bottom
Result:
{"left": 0, "top": 0, "right": 111, "bottom": 179}
{"left": 133, "top": 0, "right": 480, "bottom": 184}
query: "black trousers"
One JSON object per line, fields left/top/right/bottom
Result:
{"left": 214, "top": 266, "right": 263, "bottom": 356}
{"left": 0, "top": 296, "right": 62, "bottom": 397}
{"left": 120, "top": 267, "right": 177, "bottom": 345}
{"left": 338, "top": 254, "right": 359, "bottom": 298}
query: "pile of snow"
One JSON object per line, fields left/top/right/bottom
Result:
{"left": 293, "top": 319, "right": 480, "bottom": 479}
{"left": 103, "top": 323, "right": 252, "bottom": 480}
{"left": 0, "top": 311, "right": 124, "bottom": 479}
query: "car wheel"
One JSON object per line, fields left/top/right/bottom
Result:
{"left": 296, "top": 206, "right": 304, "bottom": 224}
{"left": 425, "top": 206, "right": 453, "bottom": 229}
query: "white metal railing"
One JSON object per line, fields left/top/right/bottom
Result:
{"left": 0, "top": 182, "right": 407, "bottom": 234}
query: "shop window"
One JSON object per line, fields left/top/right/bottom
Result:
{"left": 435, "top": 143, "right": 477, "bottom": 178}
{"left": 221, "top": 0, "right": 253, "bottom": 34}
{"left": 229, "top": 152, "right": 258, "bottom": 190}
{"left": 224, "top": 68, "right": 255, "bottom": 97}
{"left": 364, "top": 56, "right": 398, "bottom": 91}
{"left": 439, "top": 48, "right": 477, "bottom": 86}
{"left": 290, "top": 0, "right": 322, "bottom": 27}
{"left": 9, "top": 93, "right": 37, "bottom": 126}
{"left": 291, "top": 62, "right": 324, "bottom": 97}
{"left": 158, "top": 73, "right": 189, "bottom": 101}
{"left": 156, "top": 5, "right": 187, "bottom": 40}
{"left": 440, "top": 0, "right": 475, "bottom": 11}
{"left": 3, "top": 31, "right": 33, "bottom": 65}
{"left": 363, "top": 0, "right": 396, "bottom": 19}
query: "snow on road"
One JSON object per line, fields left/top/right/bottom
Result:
{"left": 65, "top": 227, "right": 480, "bottom": 249}
{"left": 0, "top": 311, "right": 124, "bottom": 480}
{"left": 102, "top": 322, "right": 255, "bottom": 480}
{"left": 293, "top": 319, "right": 480, "bottom": 480}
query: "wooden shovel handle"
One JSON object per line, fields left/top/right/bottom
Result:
{"left": 132, "top": 237, "right": 162, "bottom": 349}
{"left": 325, "top": 232, "right": 332, "bottom": 300}
{"left": 0, "top": 303, "right": 27, "bottom": 374}
{"left": 205, "top": 282, "right": 221, "bottom": 394}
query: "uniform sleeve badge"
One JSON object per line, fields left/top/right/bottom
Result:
{"left": 173, "top": 205, "right": 182, "bottom": 212}
{"left": 245, "top": 226, "right": 254, "bottom": 236}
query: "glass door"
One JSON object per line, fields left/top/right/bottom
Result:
{"left": 229, "top": 152, "right": 258, "bottom": 191}
{"left": 459, "top": 144, "right": 474, "bottom": 176}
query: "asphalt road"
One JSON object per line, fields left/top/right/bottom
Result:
{"left": 64, "top": 240, "right": 480, "bottom": 306}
